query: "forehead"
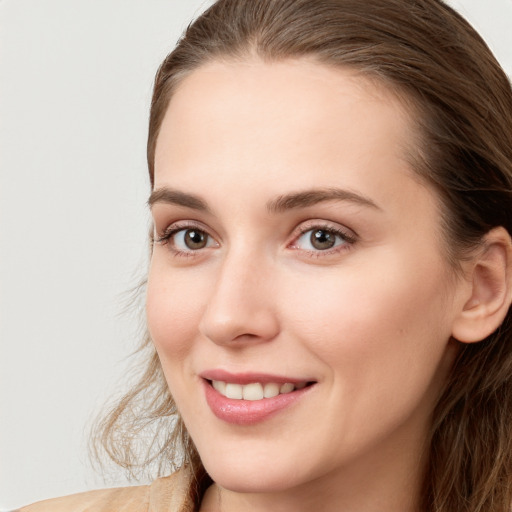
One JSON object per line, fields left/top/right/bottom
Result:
{"left": 153, "top": 58, "right": 428, "bottom": 213}
{"left": 154, "top": 58, "right": 416, "bottom": 176}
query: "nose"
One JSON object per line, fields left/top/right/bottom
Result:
{"left": 198, "top": 250, "right": 280, "bottom": 346}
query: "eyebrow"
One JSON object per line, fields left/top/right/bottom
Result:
{"left": 148, "top": 187, "right": 211, "bottom": 212}
{"left": 266, "top": 187, "right": 381, "bottom": 213}
{"left": 148, "top": 186, "right": 380, "bottom": 214}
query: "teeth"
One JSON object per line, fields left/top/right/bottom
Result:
{"left": 280, "top": 383, "right": 294, "bottom": 394}
{"left": 263, "top": 382, "right": 280, "bottom": 398}
{"left": 211, "top": 380, "right": 307, "bottom": 401}
{"left": 243, "top": 383, "right": 263, "bottom": 401}
{"left": 212, "top": 380, "right": 226, "bottom": 394}
{"left": 225, "top": 383, "right": 243, "bottom": 399}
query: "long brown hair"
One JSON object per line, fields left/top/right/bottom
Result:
{"left": 94, "top": 1, "right": 512, "bottom": 510}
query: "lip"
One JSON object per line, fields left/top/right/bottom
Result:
{"left": 200, "top": 369, "right": 312, "bottom": 385}
{"left": 200, "top": 371, "right": 316, "bottom": 426}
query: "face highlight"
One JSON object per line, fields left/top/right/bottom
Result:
{"left": 146, "top": 59, "right": 463, "bottom": 507}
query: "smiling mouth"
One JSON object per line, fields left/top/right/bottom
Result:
{"left": 203, "top": 376, "right": 317, "bottom": 424}
{"left": 208, "top": 380, "right": 314, "bottom": 401}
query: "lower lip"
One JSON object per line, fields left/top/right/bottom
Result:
{"left": 203, "top": 380, "right": 314, "bottom": 425}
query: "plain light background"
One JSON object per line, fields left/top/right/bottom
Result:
{"left": 0, "top": 0, "right": 511, "bottom": 509}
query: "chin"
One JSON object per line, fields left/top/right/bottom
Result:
{"left": 201, "top": 455, "right": 307, "bottom": 494}
{"left": 208, "top": 472, "right": 300, "bottom": 494}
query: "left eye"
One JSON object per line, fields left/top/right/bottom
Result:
{"left": 294, "top": 228, "right": 349, "bottom": 251}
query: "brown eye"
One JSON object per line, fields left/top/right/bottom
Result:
{"left": 292, "top": 225, "right": 354, "bottom": 254}
{"left": 155, "top": 224, "right": 219, "bottom": 255}
{"left": 310, "top": 229, "right": 337, "bottom": 250}
{"left": 183, "top": 229, "right": 208, "bottom": 250}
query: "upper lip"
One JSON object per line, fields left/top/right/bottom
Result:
{"left": 199, "top": 369, "right": 315, "bottom": 385}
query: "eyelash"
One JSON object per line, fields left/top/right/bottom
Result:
{"left": 154, "top": 222, "right": 214, "bottom": 258}
{"left": 293, "top": 224, "right": 357, "bottom": 257}
{"left": 153, "top": 221, "right": 357, "bottom": 259}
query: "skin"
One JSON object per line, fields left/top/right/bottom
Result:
{"left": 147, "top": 59, "right": 469, "bottom": 512}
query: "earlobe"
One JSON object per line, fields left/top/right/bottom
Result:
{"left": 451, "top": 227, "right": 512, "bottom": 344}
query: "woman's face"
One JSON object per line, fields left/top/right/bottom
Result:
{"left": 147, "top": 59, "right": 464, "bottom": 496}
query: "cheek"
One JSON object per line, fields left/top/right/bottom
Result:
{"left": 279, "top": 254, "right": 455, "bottom": 451}
{"left": 146, "top": 260, "right": 207, "bottom": 363}
{"left": 283, "top": 251, "right": 453, "bottom": 393}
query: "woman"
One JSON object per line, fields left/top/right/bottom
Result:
{"left": 21, "top": 0, "right": 512, "bottom": 511}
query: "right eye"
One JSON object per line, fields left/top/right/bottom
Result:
{"left": 173, "top": 228, "right": 212, "bottom": 250}
{"left": 155, "top": 225, "right": 218, "bottom": 255}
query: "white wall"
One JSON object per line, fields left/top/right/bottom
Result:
{"left": 0, "top": 0, "right": 511, "bottom": 509}
{"left": 0, "top": 1, "right": 211, "bottom": 509}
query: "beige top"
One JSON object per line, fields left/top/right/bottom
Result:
{"left": 18, "top": 468, "right": 195, "bottom": 512}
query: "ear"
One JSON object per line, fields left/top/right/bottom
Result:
{"left": 451, "top": 227, "right": 512, "bottom": 344}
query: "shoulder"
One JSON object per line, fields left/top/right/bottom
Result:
{"left": 18, "top": 485, "right": 149, "bottom": 512}
{"left": 18, "top": 484, "right": 149, "bottom": 512}
{"left": 19, "top": 469, "right": 194, "bottom": 512}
